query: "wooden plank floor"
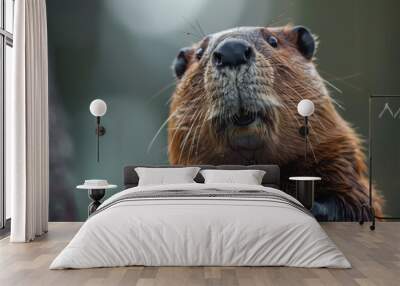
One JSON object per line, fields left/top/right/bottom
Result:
{"left": 0, "top": 222, "right": 399, "bottom": 286}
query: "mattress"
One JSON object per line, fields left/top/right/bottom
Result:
{"left": 50, "top": 183, "right": 350, "bottom": 269}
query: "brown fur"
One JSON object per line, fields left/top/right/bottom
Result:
{"left": 167, "top": 25, "right": 383, "bottom": 220}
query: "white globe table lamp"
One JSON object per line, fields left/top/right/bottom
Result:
{"left": 90, "top": 99, "right": 107, "bottom": 117}
{"left": 89, "top": 99, "right": 107, "bottom": 162}
{"left": 297, "top": 99, "right": 315, "bottom": 117}
{"left": 297, "top": 99, "right": 315, "bottom": 163}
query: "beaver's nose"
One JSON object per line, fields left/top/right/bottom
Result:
{"left": 213, "top": 39, "right": 254, "bottom": 68}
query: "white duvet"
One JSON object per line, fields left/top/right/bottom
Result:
{"left": 50, "top": 183, "right": 350, "bottom": 269}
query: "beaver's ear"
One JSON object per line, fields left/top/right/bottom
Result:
{"left": 291, "top": 26, "right": 316, "bottom": 60}
{"left": 172, "top": 47, "right": 193, "bottom": 79}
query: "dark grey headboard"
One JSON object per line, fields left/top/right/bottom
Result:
{"left": 123, "top": 165, "right": 280, "bottom": 189}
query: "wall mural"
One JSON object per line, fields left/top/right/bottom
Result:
{"left": 47, "top": 0, "right": 400, "bottom": 222}
{"left": 167, "top": 25, "right": 382, "bottom": 221}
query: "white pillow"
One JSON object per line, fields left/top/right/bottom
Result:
{"left": 200, "top": 169, "right": 266, "bottom": 185}
{"left": 135, "top": 167, "right": 200, "bottom": 186}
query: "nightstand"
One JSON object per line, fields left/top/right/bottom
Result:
{"left": 77, "top": 180, "right": 117, "bottom": 216}
{"left": 289, "top": 177, "right": 321, "bottom": 210}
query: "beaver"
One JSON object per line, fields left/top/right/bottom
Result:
{"left": 167, "top": 25, "right": 383, "bottom": 221}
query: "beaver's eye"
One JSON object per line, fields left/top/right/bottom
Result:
{"left": 267, "top": 36, "right": 278, "bottom": 48}
{"left": 195, "top": 48, "right": 204, "bottom": 60}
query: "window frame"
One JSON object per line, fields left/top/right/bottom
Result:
{"left": 0, "top": 0, "right": 13, "bottom": 231}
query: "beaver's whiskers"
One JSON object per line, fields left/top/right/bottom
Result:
{"left": 178, "top": 110, "right": 203, "bottom": 164}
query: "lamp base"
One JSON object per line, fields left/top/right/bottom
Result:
{"left": 299, "top": 126, "right": 309, "bottom": 137}
{"left": 96, "top": 126, "right": 106, "bottom": 136}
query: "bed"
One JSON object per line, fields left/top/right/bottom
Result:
{"left": 50, "top": 165, "right": 350, "bottom": 269}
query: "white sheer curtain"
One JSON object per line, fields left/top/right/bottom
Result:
{"left": 8, "top": 0, "right": 49, "bottom": 242}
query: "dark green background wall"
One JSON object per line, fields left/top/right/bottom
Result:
{"left": 47, "top": 0, "right": 400, "bottom": 221}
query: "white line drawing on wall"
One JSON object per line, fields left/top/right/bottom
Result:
{"left": 378, "top": 103, "right": 400, "bottom": 119}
